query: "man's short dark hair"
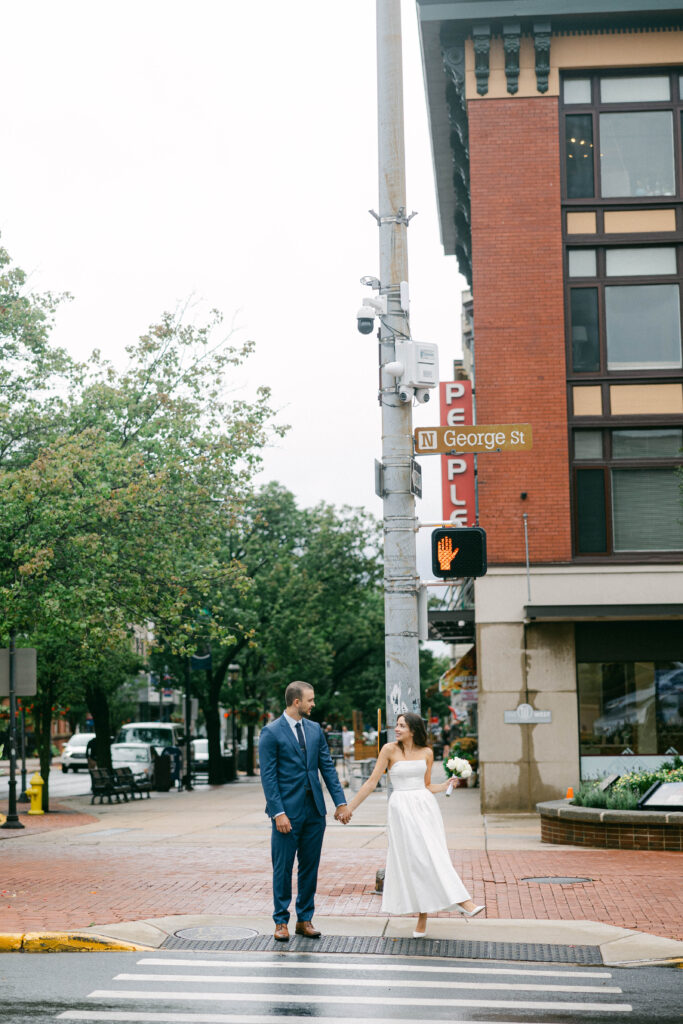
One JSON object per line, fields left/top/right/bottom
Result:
{"left": 285, "top": 681, "right": 313, "bottom": 707}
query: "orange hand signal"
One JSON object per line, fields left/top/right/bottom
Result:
{"left": 437, "top": 535, "right": 459, "bottom": 571}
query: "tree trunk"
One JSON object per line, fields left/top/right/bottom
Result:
{"left": 246, "top": 723, "right": 255, "bottom": 776}
{"left": 205, "top": 700, "right": 223, "bottom": 785}
{"left": 84, "top": 683, "right": 113, "bottom": 772}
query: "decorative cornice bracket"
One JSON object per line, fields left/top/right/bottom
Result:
{"left": 534, "top": 21, "right": 552, "bottom": 94}
{"left": 503, "top": 22, "right": 521, "bottom": 95}
{"left": 472, "top": 24, "right": 491, "bottom": 96}
{"left": 442, "top": 40, "right": 466, "bottom": 93}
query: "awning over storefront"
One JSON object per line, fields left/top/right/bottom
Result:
{"left": 428, "top": 607, "right": 475, "bottom": 643}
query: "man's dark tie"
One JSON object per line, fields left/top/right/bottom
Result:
{"left": 295, "top": 721, "right": 306, "bottom": 754}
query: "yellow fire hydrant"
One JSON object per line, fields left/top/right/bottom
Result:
{"left": 25, "top": 772, "right": 45, "bottom": 815}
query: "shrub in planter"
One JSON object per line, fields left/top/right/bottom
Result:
{"left": 573, "top": 757, "right": 683, "bottom": 810}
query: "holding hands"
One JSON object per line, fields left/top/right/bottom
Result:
{"left": 335, "top": 804, "right": 352, "bottom": 824}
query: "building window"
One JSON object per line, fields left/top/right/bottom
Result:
{"left": 572, "top": 428, "right": 683, "bottom": 555}
{"left": 565, "top": 114, "right": 595, "bottom": 198}
{"left": 567, "top": 247, "right": 682, "bottom": 376}
{"left": 578, "top": 660, "right": 683, "bottom": 758}
{"left": 605, "top": 283, "right": 681, "bottom": 370}
{"left": 563, "top": 71, "right": 681, "bottom": 200}
{"left": 600, "top": 111, "right": 675, "bottom": 198}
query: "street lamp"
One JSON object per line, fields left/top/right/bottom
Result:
{"left": 227, "top": 663, "right": 240, "bottom": 763}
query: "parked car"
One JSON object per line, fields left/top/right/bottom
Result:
{"left": 191, "top": 738, "right": 210, "bottom": 774}
{"left": 61, "top": 732, "right": 96, "bottom": 773}
{"left": 110, "top": 741, "right": 156, "bottom": 785}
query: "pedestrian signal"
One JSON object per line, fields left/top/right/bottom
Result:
{"left": 431, "top": 527, "right": 487, "bottom": 579}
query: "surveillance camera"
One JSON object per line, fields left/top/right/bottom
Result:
{"left": 356, "top": 306, "right": 376, "bottom": 335}
{"left": 415, "top": 388, "right": 431, "bottom": 403}
{"left": 398, "top": 385, "right": 414, "bottom": 403}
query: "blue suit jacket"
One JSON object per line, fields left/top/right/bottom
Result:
{"left": 259, "top": 714, "right": 346, "bottom": 819}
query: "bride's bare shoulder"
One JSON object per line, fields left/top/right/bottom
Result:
{"left": 380, "top": 741, "right": 400, "bottom": 762}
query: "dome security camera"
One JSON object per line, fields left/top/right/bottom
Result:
{"left": 356, "top": 307, "right": 376, "bottom": 334}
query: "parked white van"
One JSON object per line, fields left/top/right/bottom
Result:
{"left": 114, "top": 722, "right": 184, "bottom": 755}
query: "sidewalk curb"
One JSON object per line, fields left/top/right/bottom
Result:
{"left": 0, "top": 932, "right": 154, "bottom": 953}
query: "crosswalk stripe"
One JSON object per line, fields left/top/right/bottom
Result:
{"left": 87, "top": 989, "right": 632, "bottom": 1013}
{"left": 137, "top": 957, "right": 613, "bottom": 979}
{"left": 114, "top": 972, "right": 621, "bottom": 995}
{"left": 58, "top": 1013, "right": 573, "bottom": 1023}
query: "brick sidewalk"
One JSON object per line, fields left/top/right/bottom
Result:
{"left": 1, "top": 837, "right": 680, "bottom": 940}
{"left": 0, "top": 801, "right": 97, "bottom": 838}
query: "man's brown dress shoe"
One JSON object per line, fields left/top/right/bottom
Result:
{"left": 295, "top": 920, "right": 321, "bottom": 938}
{"left": 274, "top": 923, "right": 289, "bottom": 941}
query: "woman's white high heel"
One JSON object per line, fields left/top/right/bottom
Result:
{"left": 412, "top": 930, "right": 427, "bottom": 938}
{"left": 457, "top": 904, "right": 485, "bottom": 918}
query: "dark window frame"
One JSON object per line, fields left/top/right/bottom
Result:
{"left": 570, "top": 427, "right": 683, "bottom": 558}
{"left": 565, "top": 244, "right": 683, "bottom": 379}
{"left": 561, "top": 68, "right": 683, "bottom": 204}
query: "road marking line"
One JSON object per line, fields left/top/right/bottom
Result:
{"left": 115, "top": 972, "right": 621, "bottom": 994}
{"left": 138, "top": 957, "right": 612, "bottom": 979}
{"left": 59, "top": 1012, "right": 572, "bottom": 1023}
{"left": 87, "top": 990, "right": 632, "bottom": 1012}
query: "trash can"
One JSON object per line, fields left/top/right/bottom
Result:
{"left": 221, "top": 754, "right": 236, "bottom": 783}
{"left": 153, "top": 751, "right": 172, "bottom": 792}
{"left": 238, "top": 746, "right": 248, "bottom": 772}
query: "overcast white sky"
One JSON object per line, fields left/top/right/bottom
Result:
{"left": 0, "top": 0, "right": 467, "bottom": 563}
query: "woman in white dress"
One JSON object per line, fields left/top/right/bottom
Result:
{"left": 346, "top": 712, "right": 484, "bottom": 936}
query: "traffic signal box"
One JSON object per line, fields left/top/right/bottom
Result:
{"left": 431, "top": 527, "right": 487, "bottom": 579}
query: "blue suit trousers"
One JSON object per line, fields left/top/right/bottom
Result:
{"left": 271, "top": 791, "right": 326, "bottom": 924}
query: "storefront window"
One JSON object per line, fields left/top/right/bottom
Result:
{"left": 578, "top": 660, "right": 683, "bottom": 756}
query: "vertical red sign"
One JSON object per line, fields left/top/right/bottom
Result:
{"left": 440, "top": 381, "right": 476, "bottom": 526}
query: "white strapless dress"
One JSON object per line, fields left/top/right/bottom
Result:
{"left": 381, "top": 759, "right": 471, "bottom": 915}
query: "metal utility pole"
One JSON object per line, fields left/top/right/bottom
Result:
{"left": 1, "top": 631, "right": 24, "bottom": 829}
{"left": 183, "top": 658, "right": 193, "bottom": 791}
{"left": 376, "top": 0, "right": 420, "bottom": 731}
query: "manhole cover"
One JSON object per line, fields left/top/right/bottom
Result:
{"left": 522, "top": 877, "right": 593, "bottom": 885}
{"left": 175, "top": 926, "right": 259, "bottom": 941}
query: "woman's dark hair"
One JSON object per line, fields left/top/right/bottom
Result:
{"left": 397, "top": 712, "right": 430, "bottom": 752}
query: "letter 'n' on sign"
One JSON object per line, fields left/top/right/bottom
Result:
{"left": 416, "top": 429, "right": 437, "bottom": 451}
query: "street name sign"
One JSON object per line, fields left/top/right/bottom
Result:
{"left": 0, "top": 648, "right": 37, "bottom": 697}
{"left": 414, "top": 423, "right": 533, "bottom": 455}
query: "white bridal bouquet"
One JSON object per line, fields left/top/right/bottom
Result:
{"left": 443, "top": 755, "right": 472, "bottom": 796}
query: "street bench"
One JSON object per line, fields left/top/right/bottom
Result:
{"left": 89, "top": 768, "right": 129, "bottom": 804}
{"left": 90, "top": 767, "right": 154, "bottom": 803}
{"left": 115, "top": 766, "right": 152, "bottom": 800}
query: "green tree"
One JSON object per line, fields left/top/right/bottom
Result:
{"left": 0, "top": 245, "right": 284, "bottom": 804}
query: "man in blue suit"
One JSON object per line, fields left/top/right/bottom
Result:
{"left": 259, "top": 681, "right": 351, "bottom": 941}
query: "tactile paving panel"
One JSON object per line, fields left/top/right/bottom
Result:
{"left": 161, "top": 932, "right": 603, "bottom": 964}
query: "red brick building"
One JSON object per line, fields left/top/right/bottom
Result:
{"left": 417, "top": 1, "right": 683, "bottom": 809}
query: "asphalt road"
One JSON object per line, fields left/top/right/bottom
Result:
{"left": 1, "top": 950, "right": 681, "bottom": 1024}
{"left": 0, "top": 764, "right": 91, "bottom": 801}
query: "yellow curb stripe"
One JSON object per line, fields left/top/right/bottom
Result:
{"left": 0, "top": 932, "right": 153, "bottom": 953}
